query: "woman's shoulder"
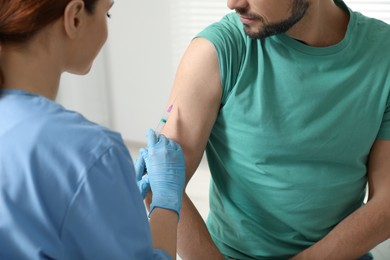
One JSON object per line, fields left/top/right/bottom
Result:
{"left": 42, "top": 104, "right": 126, "bottom": 159}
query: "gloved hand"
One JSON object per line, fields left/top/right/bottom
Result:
{"left": 134, "top": 152, "right": 150, "bottom": 199}
{"left": 139, "top": 128, "right": 185, "bottom": 218}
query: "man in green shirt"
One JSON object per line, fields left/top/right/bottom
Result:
{"left": 159, "top": 0, "right": 390, "bottom": 259}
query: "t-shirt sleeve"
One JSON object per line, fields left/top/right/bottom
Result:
{"left": 377, "top": 100, "right": 390, "bottom": 140}
{"left": 59, "top": 143, "right": 171, "bottom": 259}
{"left": 196, "top": 13, "right": 246, "bottom": 105}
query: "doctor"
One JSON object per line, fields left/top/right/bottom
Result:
{"left": 0, "top": 0, "right": 184, "bottom": 259}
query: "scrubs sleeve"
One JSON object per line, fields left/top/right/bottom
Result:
{"left": 59, "top": 144, "right": 171, "bottom": 260}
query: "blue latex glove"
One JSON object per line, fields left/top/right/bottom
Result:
{"left": 140, "top": 129, "right": 185, "bottom": 218}
{"left": 134, "top": 150, "right": 150, "bottom": 198}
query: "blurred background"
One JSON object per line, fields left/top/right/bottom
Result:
{"left": 57, "top": 0, "right": 230, "bottom": 144}
{"left": 56, "top": 0, "right": 390, "bottom": 258}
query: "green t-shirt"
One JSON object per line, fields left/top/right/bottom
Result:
{"left": 198, "top": 1, "right": 390, "bottom": 259}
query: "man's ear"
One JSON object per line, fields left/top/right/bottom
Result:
{"left": 63, "top": 0, "right": 86, "bottom": 39}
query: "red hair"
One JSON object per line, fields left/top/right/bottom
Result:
{"left": 0, "top": 0, "right": 99, "bottom": 89}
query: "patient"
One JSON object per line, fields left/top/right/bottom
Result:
{"left": 152, "top": 0, "right": 390, "bottom": 259}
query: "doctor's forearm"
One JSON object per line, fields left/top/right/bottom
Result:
{"left": 177, "top": 193, "right": 224, "bottom": 260}
{"left": 149, "top": 208, "right": 179, "bottom": 259}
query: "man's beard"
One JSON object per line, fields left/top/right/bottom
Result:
{"left": 237, "top": 0, "right": 309, "bottom": 39}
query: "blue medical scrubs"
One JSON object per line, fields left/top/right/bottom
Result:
{"left": 0, "top": 89, "right": 170, "bottom": 259}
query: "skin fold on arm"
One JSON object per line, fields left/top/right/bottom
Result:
{"left": 292, "top": 139, "right": 390, "bottom": 259}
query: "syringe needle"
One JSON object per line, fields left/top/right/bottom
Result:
{"left": 155, "top": 102, "right": 174, "bottom": 135}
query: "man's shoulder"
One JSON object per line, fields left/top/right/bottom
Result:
{"left": 8, "top": 99, "right": 125, "bottom": 164}
{"left": 202, "top": 12, "right": 243, "bottom": 36}
{"left": 354, "top": 11, "right": 390, "bottom": 40}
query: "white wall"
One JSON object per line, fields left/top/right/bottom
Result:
{"left": 105, "top": 0, "right": 229, "bottom": 144}
{"left": 56, "top": 2, "right": 176, "bottom": 144}
{"left": 104, "top": 1, "right": 174, "bottom": 143}
{"left": 57, "top": 45, "right": 112, "bottom": 128}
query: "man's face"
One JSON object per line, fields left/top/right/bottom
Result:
{"left": 228, "top": 0, "right": 309, "bottom": 39}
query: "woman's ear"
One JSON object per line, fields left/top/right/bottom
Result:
{"left": 63, "top": 0, "right": 86, "bottom": 39}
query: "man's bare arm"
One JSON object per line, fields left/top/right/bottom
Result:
{"left": 292, "top": 139, "right": 390, "bottom": 260}
{"left": 161, "top": 38, "right": 224, "bottom": 259}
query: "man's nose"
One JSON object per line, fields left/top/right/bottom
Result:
{"left": 227, "top": 0, "right": 248, "bottom": 10}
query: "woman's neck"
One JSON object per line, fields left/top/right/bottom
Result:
{"left": 1, "top": 27, "right": 63, "bottom": 100}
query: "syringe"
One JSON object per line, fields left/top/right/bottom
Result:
{"left": 155, "top": 101, "right": 174, "bottom": 135}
